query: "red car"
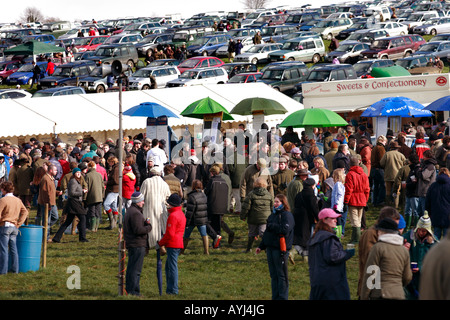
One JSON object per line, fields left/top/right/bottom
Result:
{"left": 0, "top": 60, "right": 22, "bottom": 85}
{"left": 177, "top": 56, "right": 225, "bottom": 74}
{"left": 73, "top": 36, "right": 110, "bottom": 52}
{"left": 228, "top": 72, "right": 263, "bottom": 83}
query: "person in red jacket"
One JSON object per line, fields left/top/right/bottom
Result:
{"left": 158, "top": 193, "right": 186, "bottom": 295}
{"left": 122, "top": 165, "right": 136, "bottom": 210}
{"left": 344, "top": 156, "right": 370, "bottom": 244}
{"left": 46, "top": 58, "right": 55, "bottom": 75}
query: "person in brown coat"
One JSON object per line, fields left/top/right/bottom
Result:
{"left": 38, "top": 164, "right": 62, "bottom": 240}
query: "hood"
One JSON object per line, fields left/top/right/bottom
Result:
{"left": 415, "top": 138, "right": 426, "bottom": 144}
{"left": 328, "top": 51, "right": 346, "bottom": 57}
{"left": 308, "top": 229, "right": 336, "bottom": 247}
{"left": 270, "top": 50, "right": 291, "bottom": 56}
{"left": 423, "top": 158, "right": 437, "bottom": 166}
{"left": 79, "top": 76, "right": 104, "bottom": 82}
{"left": 252, "top": 187, "right": 269, "bottom": 196}
{"left": 378, "top": 233, "right": 404, "bottom": 246}
{"left": 349, "top": 165, "right": 365, "bottom": 175}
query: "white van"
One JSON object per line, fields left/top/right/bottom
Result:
{"left": 364, "top": 6, "right": 392, "bottom": 22}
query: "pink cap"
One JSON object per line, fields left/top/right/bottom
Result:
{"left": 318, "top": 208, "right": 341, "bottom": 220}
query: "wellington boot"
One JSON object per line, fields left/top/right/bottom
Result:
{"left": 244, "top": 237, "right": 255, "bottom": 253}
{"left": 90, "top": 217, "right": 97, "bottom": 232}
{"left": 350, "top": 227, "right": 361, "bottom": 244}
{"left": 202, "top": 236, "right": 209, "bottom": 255}
{"left": 412, "top": 215, "right": 418, "bottom": 230}
{"left": 181, "top": 238, "right": 189, "bottom": 255}
{"left": 405, "top": 215, "right": 412, "bottom": 231}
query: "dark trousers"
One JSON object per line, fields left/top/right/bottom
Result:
{"left": 266, "top": 247, "right": 289, "bottom": 300}
{"left": 87, "top": 202, "right": 102, "bottom": 228}
{"left": 53, "top": 214, "right": 87, "bottom": 242}
{"left": 209, "top": 214, "right": 222, "bottom": 235}
{"left": 371, "top": 168, "right": 386, "bottom": 205}
{"left": 126, "top": 247, "right": 146, "bottom": 296}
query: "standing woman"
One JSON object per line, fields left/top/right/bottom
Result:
{"left": 307, "top": 208, "right": 355, "bottom": 300}
{"left": 51, "top": 168, "right": 89, "bottom": 243}
{"left": 256, "top": 194, "right": 295, "bottom": 300}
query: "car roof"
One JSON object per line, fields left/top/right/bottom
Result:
{"left": 139, "top": 65, "right": 177, "bottom": 71}
{"left": 56, "top": 60, "right": 96, "bottom": 67}
{"left": 312, "top": 63, "right": 354, "bottom": 70}
{"left": 184, "top": 66, "right": 225, "bottom": 72}
{"left": 266, "top": 62, "right": 307, "bottom": 70}
{"left": 36, "top": 86, "right": 83, "bottom": 92}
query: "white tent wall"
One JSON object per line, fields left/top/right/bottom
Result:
{"left": 0, "top": 83, "right": 304, "bottom": 145}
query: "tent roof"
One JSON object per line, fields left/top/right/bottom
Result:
{"left": 0, "top": 83, "right": 303, "bottom": 138}
{"left": 4, "top": 40, "right": 65, "bottom": 56}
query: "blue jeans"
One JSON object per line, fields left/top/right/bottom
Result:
{"left": 266, "top": 247, "right": 289, "bottom": 300}
{"left": 184, "top": 225, "right": 207, "bottom": 238}
{"left": 417, "top": 197, "right": 426, "bottom": 217}
{"left": 405, "top": 197, "right": 419, "bottom": 218}
{"left": 38, "top": 205, "right": 59, "bottom": 239}
{"left": 434, "top": 227, "right": 448, "bottom": 240}
{"left": 165, "top": 248, "right": 181, "bottom": 294}
{"left": 371, "top": 168, "right": 385, "bottom": 205}
{"left": 0, "top": 225, "right": 19, "bottom": 274}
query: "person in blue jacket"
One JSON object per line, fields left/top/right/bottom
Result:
{"left": 256, "top": 194, "right": 295, "bottom": 300}
{"left": 307, "top": 208, "right": 355, "bottom": 300}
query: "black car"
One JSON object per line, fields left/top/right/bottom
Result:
{"left": 85, "top": 43, "right": 139, "bottom": 69}
{"left": 38, "top": 60, "right": 96, "bottom": 89}
{"left": 135, "top": 33, "right": 174, "bottom": 56}
{"left": 222, "top": 62, "right": 258, "bottom": 78}
{"left": 336, "top": 21, "right": 368, "bottom": 40}
{"left": 353, "top": 59, "right": 394, "bottom": 77}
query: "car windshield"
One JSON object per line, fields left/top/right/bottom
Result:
{"left": 246, "top": 13, "right": 260, "bottom": 19}
{"left": 0, "top": 64, "right": 7, "bottom": 71}
{"left": 33, "top": 91, "right": 54, "bottom": 97}
{"left": 408, "top": 14, "right": 424, "bottom": 22}
{"left": 191, "top": 37, "right": 209, "bottom": 46}
{"left": 315, "top": 20, "right": 333, "bottom": 28}
{"left": 261, "top": 27, "right": 276, "bottom": 36}
{"left": 52, "top": 67, "right": 72, "bottom": 77}
{"left": 247, "top": 46, "right": 264, "bottom": 53}
{"left": 335, "top": 44, "right": 355, "bottom": 52}
{"left": 132, "top": 69, "right": 152, "bottom": 77}
{"left": 89, "top": 67, "right": 103, "bottom": 77}
{"left": 418, "top": 44, "right": 439, "bottom": 52}
{"left": 423, "top": 19, "right": 438, "bottom": 25}
{"left": 94, "top": 47, "right": 116, "bottom": 57}
{"left": 347, "top": 32, "right": 365, "bottom": 41}
{"left": 65, "top": 29, "right": 78, "bottom": 35}
{"left": 307, "top": 70, "right": 331, "bottom": 81}
{"left": 371, "top": 39, "right": 390, "bottom": 49}
{"left": 228, "top": 75, "right": 248, "bottom": 83}
{"left": 180, "top": 70, "right": 199, "bottom": 79}
{"left": 262, "top": 69, "right": 283, "bottom": 80}
{"left": 431, "top": 35, "right": 450, "bottom": 41}
{"left": 173, "top": 33, "right": 189, "bottom": 40}
{"left": 282, "top": 41, "right": 301, "bottom": 50}
{"left": 353, "top": 62, "right": 370, "bottom": 74}
{"left": 227, "top": 29, "right": 243, "bottom": 37}
{"left": 104, "top": 37, "right": 122, "bottom": 44}
{"left": 17, "top": 64, "right": 34, "bottom": 72}
{"left": 140, "top": 36, "right": 157, "bottom": 44}
{"left": 73, "top": 38, "right": 92, "bottom": 46}
{"left": 178, "top": 59, "right": 199, "bottom": 68}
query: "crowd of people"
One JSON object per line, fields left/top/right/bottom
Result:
{"left": 0, "top": 118, "right": 449, "bottom": 299}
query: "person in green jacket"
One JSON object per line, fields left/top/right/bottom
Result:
{"left": 240, "top": 177, "right": 274, "bottom": 253}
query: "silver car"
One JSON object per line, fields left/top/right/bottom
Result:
{"left": 413, "top": 17, "right": 450, "bottom": 35}
{"left": 234, "top": 43, "right": 283, "bottom": 65}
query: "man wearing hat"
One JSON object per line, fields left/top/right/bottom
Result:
{"left": 240, "top": 158, "right": 274, "bottom": 204}
{"left": 380, "top": 141, "right": 406, "bottom": 206}
{"left": 158, "top": 193, "right": 186, "bottom": 295}
{"left": 123, "top": 191, "right": 152, "bottom": 296}
{"left": 286, "top": 168, "right": 310, "bottom": 212}
{"left": 361, "top": 218, "right": 412, "bottom": 300}
{"left": 272, "top": 156, "right": 295, "bottom": 196}
{"left": 355, "top": 125, "right": 371, "bottom": 145}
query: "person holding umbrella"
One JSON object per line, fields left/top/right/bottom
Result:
{"left": 123, "top": 192, "right": 152, "bottom": 296}
{"left": 158, "top": 193, "right": 186, "bottom": 295}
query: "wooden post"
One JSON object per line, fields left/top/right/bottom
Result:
{"left": 42, "top": 204, "right": 48, "bottom": 268}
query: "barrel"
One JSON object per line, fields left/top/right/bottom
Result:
{"left": 16, "top": 225, "right": 43, "bottom": 273}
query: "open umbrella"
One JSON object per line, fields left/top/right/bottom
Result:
{"left": 361, "top": 96, "right": 432, "bottom": 117}
{"left": 230, "top": 97, "right": 288, "bottom": 116}
{"left": 181, "top": 97, "right": 234, "bottom": 120}
{"left": 4, "top": 40, "right": 65, "bottom": 56}
{"left": 279, "top": 107, "right": 348, "bottom": 128}
{"left": 423, "top": 95, "right": 450, "bottom": 111}
{"left": 123, "top": 102, "right": 179, "bottom": 118}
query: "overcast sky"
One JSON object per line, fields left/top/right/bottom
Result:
{"left": 2, "top": 0, "right": 346, "bottom": 24}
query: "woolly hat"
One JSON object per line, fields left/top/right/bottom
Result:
{"left": 131, "top": 191, "right": 144, "bottom": 203}
{"left": 90, "top": 144, "right": 98, "bottom": 151}
{"left": 398, "top": 214, "right": 406, "bottom": 230}
{"left": 72, "top": 167, "right": 81, "bottom": 175}
{"left": 167, "top": 193, "right": 182, "bottom": 207}
{"left": 415, "top": 211, "right": 434, "bottom": 237}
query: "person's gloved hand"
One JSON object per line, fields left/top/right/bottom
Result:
{"left": 346, "top": 249, "right": 355, "bottom": 258}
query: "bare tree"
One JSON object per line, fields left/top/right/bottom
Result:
{"left": 20, "top": 7, "right": 45, "bottom": 23}
{"left": 241, "top": 0, "right": 272, "bottom": 10}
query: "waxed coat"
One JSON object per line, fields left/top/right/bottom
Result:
{"left": 240, "top": 187, "right": 273, "bottom": 225}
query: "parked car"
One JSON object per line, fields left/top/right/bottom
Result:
{"left": 268, "top": 36, "right": 326, "bottom": 63}
{"left": 370, "top": 21, "right": 409, "bottom": 36}
{"left": 135, "top": 33, "right": 174, "bottom": 56}
{"left": 113, "top": 22, "right": 162, "bottom": 35}
{"left": 85, "top": 43, "right": 139, "bottom": 69}
{"left": 403, "top": 10, "right": 441, "bottom": 33}
{"left": 413, "top": 17, "right": 450, "bottom": 35}
{"left": 103, "top": 34, "right": 143, "bottom": 45}
{"left": 284, "top": 11, "right": 322, "bottom": 26}
{"left": 234, "top": 43, "right": 283, "bottom": 65}
{"left": 353, "top": 58, "right": 395, "bottom": 77}
{"left": 0, "top": 89, "right": 32, "bottom": 99}
{"left": 32, "top": 86, "right": 86, "bottom": 97}
{"left": 170, "top": 27, "right": 215, "bottom": 47}
{"left": 260, "top": 25, "right": 299, "bottom": 43}
{"left": 340, "top": 28, "right": 389, "bottom": 45}
{"left": 72, "top": 36, "right": 110, "bottom": 52}
{"left": 186, "top": 34, "right": 232, "bottom": 56}
{"left": 431, "top": 33, "right": 450, "bottom": 41}
{"left": 222, "top": 62, "right": 258, "bottom": 78}
{"left": 59, "top": 26, "right": 99, "bottom": 39}
{"left": 395, "top": 54, "right": 437, "bottom": 71}
{"left": 177, "top": 56, "right": 224, "bottom": 74}
{"left": 0, "top": 60, "right": 22, "bottom": 84}
{"left": 258, "top": 62, "right": 309, "bottom": 95}
{"left": 128, "top": 65, "right": 180, "bottom": 89}
{"left": 227, "top": 27, "right": 260, "bottom": 38}
{"left": 6, "top": 61, "right": 48, "bottom": 85}
{"left": 215, "top": 36, "right": 255, "bottom": 57}
{"left": 147, "top": 58, "right": 181, "bottom": 67}
{"left": 38, "top": 60, "right": 96, "bottom": 89}
{"left": 77, "top": 66, "right": 112, "bottom": 93}
{"left": 336, "top": 21, "right": 369, "bottom": 39}
{"left": 166, "top": 66, "right": 228, "bottom": 87}
{"left": 23, "top": 34, "right": 56, "bottom": 43}
{"left": 360, "top": 35, "right": 426, "bottom": 60}
{"left": 414, "top": 41, "right": 450, "bottom": 62}
{"left": 227, "top": 72, "right": 262, "bottom": 83}
{"left": 363, "top": 5, "right": 393, "bottom": 22}
{"left": 325, "top": 41, "right": 370, "bottom": 63}
{"left": 310, "top": 17, "right": 353, "bottom": 40}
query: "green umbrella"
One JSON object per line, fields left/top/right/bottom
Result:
{"left": 279, "top": 107, "right": 348, "bottom": 128}
{"left": 230, "top": 97, "right": 288, "bottom": 115}
{"left": 181, "top": 97, "right": 234, "bottom": 120}
{"left": 4, "top": 40, "right": 65, "bottom": 56}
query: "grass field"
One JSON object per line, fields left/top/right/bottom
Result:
{"left": 0, "top": 204, "right": 380, "bottom": 300}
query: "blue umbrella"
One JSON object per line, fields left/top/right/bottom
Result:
{"left": 362, "top": 96, "right": 432, "bottom": 118}
{"left": 423, "top": 95, "right": 450, "bottom": 111}
{"left": 123, "top": 102, "right": 179, "bottom": 118}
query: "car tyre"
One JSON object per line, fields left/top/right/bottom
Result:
{"left": 127, "top": 60, "right": 135, "bottom": 69}
{"left": 312, "top": 53, "right": 321, "bottom": 64}
{"left": 430, "top": 29, "right": 437, "bottom": 36}
{"left": 142, "top": 84, "right": 150, "bottom": 90}
{"left": 96, "top": 85, "right": 105, "bottom": 93}
{"left": 251, "top": 58, "right": 258, "bottom": 65}
{"left": 202, "top": 51, "right": 208, "bottom": 57}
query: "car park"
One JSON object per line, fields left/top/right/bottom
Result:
{"left": 258, "top": 62, "right": 309, "bottom": 95}
{"left": 234, "top": 43, "right": 282, "bottom": 65}
{"left": 177, "top": 56, "right": 224, "bottom": 74}
{"left": 103, "top": 34, "right": 143, "bottom": 45}
{"left": 135, "top": 33, "right": 174, "bottom": 56}
{"left": 414, "top": 41, "right": 450, "bottom": 62}
{"left": 59, "top": 26, "right": 99, "bottom": 39}
{"left": 0, "top": 60, "right": 22, "bottom": 84}
{"left": 360, "top": 35, "right": 426, "bottom": 60}
{"left": 6, "top": 61, "right": 47, "bottom": 85}
{"left": 32, "top": 86, "right": 86, "bottom": 97}
{"left": 260, "top": 25, "right": 299, "bottom": 43}
{"left": 340, "top": 28, "right": 389, "bottom": 44}
{"left": 370, "top": 21, "right": 409, "bottom": 36}
{"left": 186, "top": 34, "right": 232, "bottom": 56}
{"left": 403, "top": 10, "right": 441, "bottom": 33}
{"left": 38, "top": 60, "right": 96, "bottom": 89}
{"left": 72, "top": 36, "right": 110, "bottom": 52}
{"left": 413, "top": 17, "right": 450, "bottom": 35}
{"left": 166, "top": 66, "right": 228, "bottom": 87}
{"left": 215, "top": 36, "right": 255, "bottom": 57}
{"left": 325, "top": 41, "right": 370, "bottom": 64}
{"left": 353, "top": 59, "right": 395, "bottom": 77}
{"left": 268, "top": 36, "right": 326, "bottom": 63}
{"left": 128, "top": 65, "right": 180, "bottom": 89}
{"left": 85, "top": 43, "right": 139, "bottom": 69}
{"left": 0, "top": 89, "right": 32, "bottom": 99}
{"left": 23, "top": 34, "right": 56, "bottom": 43}
{"left": 227, "top": 72, "right": 262, "bottom": 83}
{"left": 310, "top": 17, "right": 353, "bottom": 40}
{"left": 284, "top": 11, "right": 322, "bottom": 26}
